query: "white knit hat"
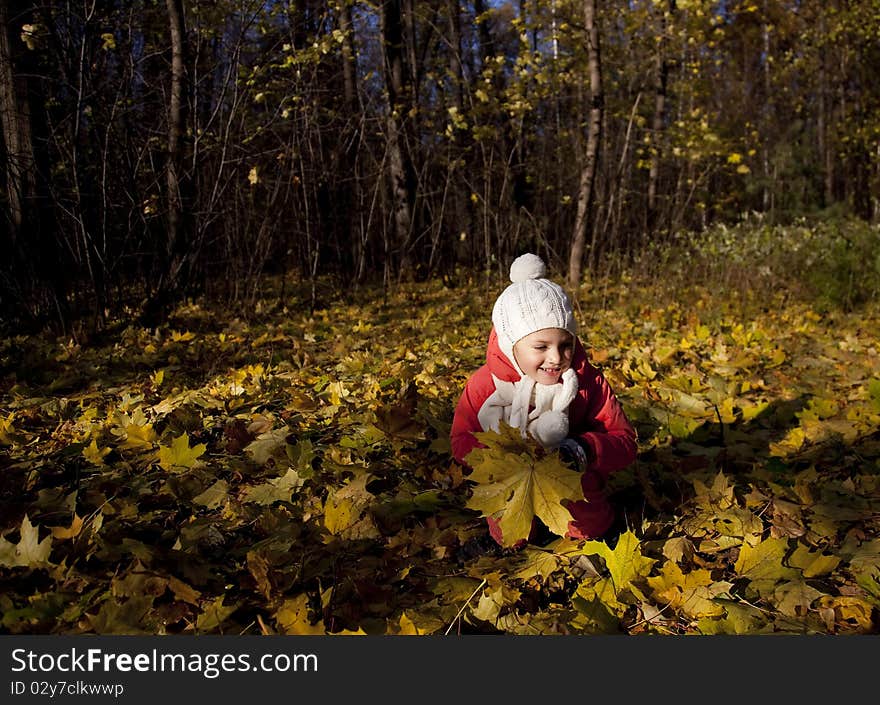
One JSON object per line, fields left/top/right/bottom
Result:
{"left": 492, "top": 253, "right": 577, "bottom": 376}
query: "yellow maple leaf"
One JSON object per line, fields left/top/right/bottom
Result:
{"left": 157, "top": 432, "right": 206, "bottom": 471}
{"left": 241, "top": 469, "right": 303, "bottom": 506}
{"left": 244, "top": 428, "right": 290, "bottom": 465}
{"left": 326, "top": 381, "right": 349, "bottom": 406}
{"left": 774, "top": 579, "right": 825, "bottom": 619}
{"left": 787, "top": 544, "right": 841, "bottom": 578}
{"left": 680, "top": 504, "right": 763, "bottom": 551}
{"left": 734, "top": 536, "right": 800, "bottom": 583}
{"left": 195, "top": 595, "right": 237, "bottom": 632}
{"left": 769, "top": 426, "right": 806, "bottom": 457}
{"left": 322, "top": 472, "right": 379, "bottom": 539}
{"left": 397, "top": 612, "right": 428, "bottom": 635}
{"left": 471, "top": 586, "right": 506, "bottom": 624}
{"left": 0, "top": 412, "right": 18, "bottom": 445}
{"left": 647, "top": 561, "right": 731, "bottom": 619}
{"left": 323, "top": 495, "right": 354, "bottom": 534}
{"left": 574, "top": 576, "right": 629, "bottom": 626}
{"left": 697, "top": 601, "right": 770, "bottom": 634}
{"left": 83, "top": 438, "right": 111, "bottom": 465}
{"left": 576, "top": 530, "right": 656, "bottom": 598}
{"left": 464, "top": 423, "right": 583, "bottom": 547}
{"left": 113, "top": 409, "right": 158, "bottom": 451}
{"left": 0, "top": 515, "right": 53, "bottom": 568}
{"left": 275, "top": 594, "right": 325, "bottom": 635}
{"left": 817, "top": 595, "right": 875, "bottom": 632}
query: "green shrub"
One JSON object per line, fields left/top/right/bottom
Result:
{"left": 630, "top": 215, "right": 880, "bottom": 311}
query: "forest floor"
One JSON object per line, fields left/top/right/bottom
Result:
{"left": 1, "top": 273, "right": 879, "bottom": 635}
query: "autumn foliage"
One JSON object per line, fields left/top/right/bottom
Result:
{"left": 1, "top": 271, "right": 879, "bottom": 635}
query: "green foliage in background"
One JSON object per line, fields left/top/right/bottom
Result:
{"left": 634, "top": 216, "right": 880, "bottom": 311}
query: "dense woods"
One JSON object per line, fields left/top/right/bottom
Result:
{"left": 1, "top": 0, "right": 879, "bottom": 330}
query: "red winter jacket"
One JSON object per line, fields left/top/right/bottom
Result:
{"left": 451, "top": 327, "right": 637, "bottom": 478}
{"left": 450, "top": 328, "right": 638, "bottom": 542}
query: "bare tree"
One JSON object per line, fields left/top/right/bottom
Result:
{"left": 647, "top": 0, "right": 674, "bottom": 233}
{"left": 567, "top": 0, "right": 602, "bottom": 290}
{"left": 164, "top": 0, "right": 187, "bottom": 288}
{"left": 380, "top": 0, "right": 414, "bottom": 278}
{"left": 0, "top": 0, "right": 35, "bottom": 240}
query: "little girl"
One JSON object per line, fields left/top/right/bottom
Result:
{"left": 450, "top": 253, "right": 638, "bottom": 545}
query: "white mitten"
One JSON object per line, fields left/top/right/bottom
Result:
{"left": 554, "top": 369, "right": 579, "bottom": 411}
{"left": 528, "top": 410, "right": 569, "bottom": 448}
{"left": 477, "top": 376, "right": 516, "bottom": 433}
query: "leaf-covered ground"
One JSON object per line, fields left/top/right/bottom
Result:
{"left": 1, "top": 275, "right": 879, "bottom": 635}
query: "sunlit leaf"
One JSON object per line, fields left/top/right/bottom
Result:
{"left": 787, "top": 544, "right": 840, "bottom": 577}
{"left": 576, "top": 530, "right": 656, "bottom": 598}
{"left": 244, "top": 428, "right": 290, "bottom": 465}
{"left": 464, "top": 423, "right": 583, "bottom": 546}
{"left": 697, "top": 600, "right": 770, "bottom": 634}
{"left": 573, "top": 577, "right": 628, "bottom": 628}
{"left": 734, "top": 537, "right": 800, "bottom": 598}
{"left": 769, "top": 427, "right": 806, "bottom": 457}
{"left": 868, "top": 378, "right": 880, "bottom": 410}
{"left": 0, "top": 515, "right": 53, "bottom": 568}
{"left": 323, "top": 472, "right": 379, "bottom": 539}
{"left": 83, "top": 439, "right": 111, "bottom": 465}
{"left": 0, "top": 412, "right": 19, "bottom": 445}
{"left": 397, "top": 612, "right": 430, "bottom": 635}
{"left": 112, "top": 408, "right": 158, "bottom": 451}
{"left": 774, "top": 580, "right": 825, "bottom": 619}
{"left": 647, "top": 561, "right": 731, "bottom": 618}
{"left": 276, "top": 594, "right": 324, "bottom": 635}
{"left": 242, "top": 469, "right": 304, "bottom": 506}
{"left": 816, "top": 595, "right": 875, "bottom": 633}
{"left": 157, "top": 432, "right": 206, "bottom": 471}
{"left": 49, "top": 514, "right": 83, "bottom": 540}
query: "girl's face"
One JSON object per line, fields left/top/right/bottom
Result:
{"left": 513, "top": 328, "right": 574, "bottom": 384}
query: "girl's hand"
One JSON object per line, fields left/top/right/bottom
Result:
{"left": 528, "top": 410, "right": 568, "bottom": 447}
{"left": 557, "top": 438, "right": 591, "bottom": 473}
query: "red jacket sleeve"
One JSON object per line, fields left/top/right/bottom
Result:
{"left": 570, "top": 370, "right": 638, "bottom": 480}
{"left": 450, "top": 366, "right": 494, "bottom": 465}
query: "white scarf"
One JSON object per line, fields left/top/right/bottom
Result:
{"left": 477, "top": 368, "right": 578, "bottom": 444}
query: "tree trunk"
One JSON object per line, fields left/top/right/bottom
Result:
{"left": 0, "top": 0, "right": 66, "bottom": 330}
{"left": 567, "top": 0, "right": 602, "bottom": 291}
{"left": 402, "top": 0, "right": 419, "bottom": 112}
{"left": 647, "top": 2, "right": 674, "bottom": 233}
{"left": 0, "top": 0, "right": 35, "bottom": 240}
{"left": 336, "top": 0, "right": 366, "bottom": 280}
{"left": 817, "top": 12, "right": 833, "bottom": 208}
{"left": 445, "top": 0, "right": 470, "bottom": 267}
{"left": 165, "top": 0, "right": 187, "bottom": 282}
{"left": 381, "top": 0, "right": 414, "bottom": 277}
{"left": 141, "top": 0, "right": 190, "bottom": 324}
{"left": 338, "top": 1, "right": 357, "bottom": 112}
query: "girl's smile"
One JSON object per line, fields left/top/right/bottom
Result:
{"left": 513, "top": 328, "right": 574, "bottom": 384}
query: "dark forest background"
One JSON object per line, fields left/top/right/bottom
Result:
{"left": 2, "top": 0, "right": 879, "bottom": 333}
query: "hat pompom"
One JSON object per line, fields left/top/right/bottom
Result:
{"left": 509, "top": 253, "right": 546, "bottom": 283}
